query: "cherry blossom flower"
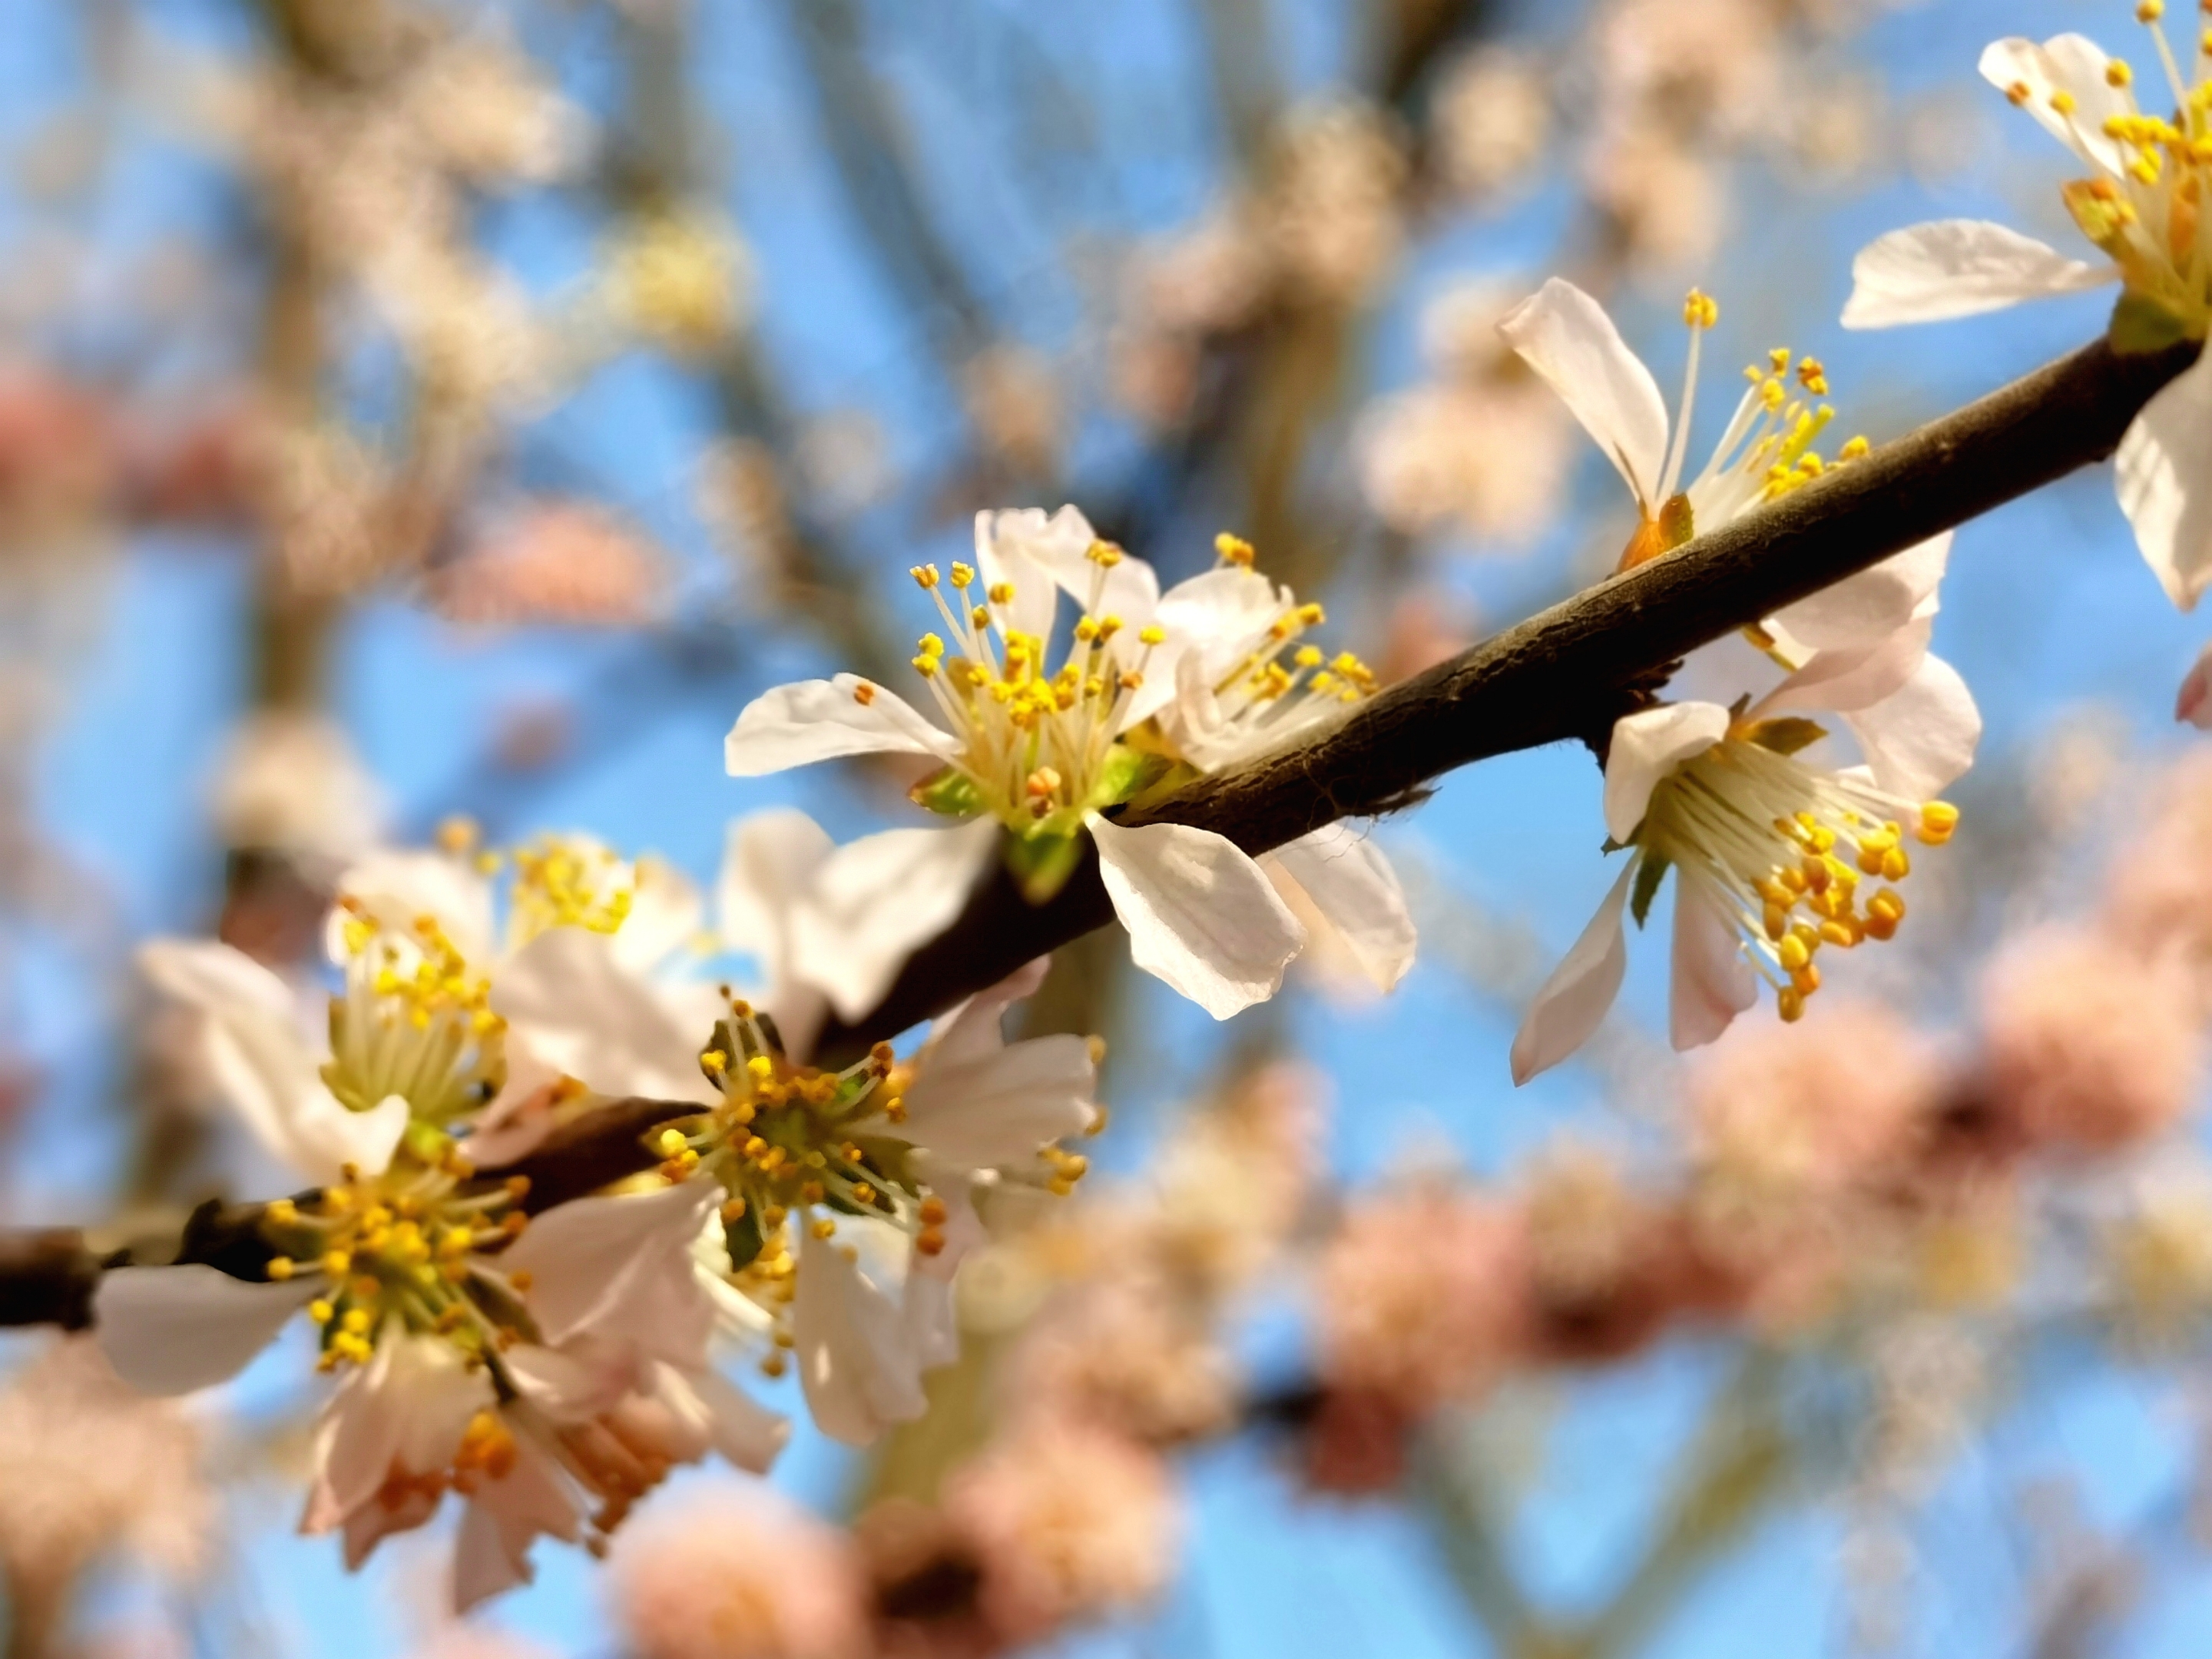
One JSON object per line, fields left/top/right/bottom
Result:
{"left": 725, "top": 506, "right": 1319, "bottom": 1019}
{"left": 1499, "top": 277, "right": 1863, "bottom": 572}
{"left": 1841, "top": 15, "right": 2212, "bottom": 611}
{"left": 97, "top": 870, "right": 784, "bottom": 1606}
{"left": 655, "top": 957, "right": 1098, "bottom": 1445}
{"left": 1510, "top": 545, "right": 1978, "bottom": 1080}
{"left": 942, "top": 1416, "right": 1180, "bottom": 1644}
{"left": 609, "top": 1484, "right": 869, "bottom": 1659}
{"left": 1979, "top": 926, "right": 2204, "bottom": 1152}
{"left": 1131, "top": 535, "right": 1416, "bottom": 996}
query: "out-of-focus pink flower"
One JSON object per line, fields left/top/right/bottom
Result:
{"left": 0, "top": 1338, "right": 211, "bottom": 1644}
{"left": 945, "top": 1419, "right": 1179, "bottom": 1646}
{"left": 1689, "top": 1000, "right": 1940, "bottom": 1205}
{"left": 209, "top": 709, "right": 388, "bottom": 876}
{"left": 1378, "top": 588, "right": 1479, "bottom": 685}
{"left": 119, "top": 394, "right": 267, "bottom": 526}
{"left": 855, "top": 1499, "right": 995, "bottom": 1659}
{"left": 0, "top": 364, "right": 115, "bottom": 535}
{"left": 1006, "top": 1267, "right": 1237, "bottom": 1447}
{"left": 961, "top": 346, "right": 1061, "bottom": 479}
{"left": 2107, "top": 752, "right": 2212, "bottom": 975}
{"left": 1128, "top": 212, "right": 1271, "bottom": 338}
{"left": 1432, "top": 48, "right": 1551, "bottom": 200}
{"left": 1266, "top": 102, "right": 1409, "bottom": 306}
{"left": 1980, "top": 927, "right": 2204, "bottom": 1153}
{"left": 437, "top": 502, "right": 669, "bottom": 628}
{"left": 1314, "top": 1183, "right": 1530, "bottom": 1415}
{"left": 608, "top": 1485, "right": 869, "bottom": 1659}
{"left": 403, "top": 1633, "right": 558, "bottom": 1659}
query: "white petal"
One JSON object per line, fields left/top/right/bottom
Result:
{"left": 677, "top": 1363, "right": 790, "bottom": 1473}
{"left": 138, "top": 940, "right": 326, "bottom": 1173}
{"left": 328, "top": 851, "right": 496, "bottom": 968}
{"left": 1757, "top": 616, "right": 1932, "bottom": 717}
{"left": 1602, "top": 703, "right": 1728, "bottom": 844}
{"left": 318, "top": 1333, "right": 483, "bottom": 1525}
{"left": 973, "top": 507, "right": 1079, "bottom": 642}
{"left": 611, "top": 855, "right": 704, "bottom": 976}
{"left": 1841, "top": 220, "right": 2111, "bottom": 329}
{"left": 2118, "top": 349, "right": 2212, "bottom": 612}
{"left": 2177, "top": 643, "right": 2212, "bottom": 729}
{"left": 492, "top": 926, "right": 724, "bottom": 1107}
{"left": 723, "top": 676, "right": 959, "bottom": 777}
{"left": 1157, "top": 566, "right": 1286, "bottom": 666}
{"left": 984, "top": 503, "right": 1159, "bottom": 626}
{"left": 500, "top": 1178, "right": 720, "bottom": 1358}
{"left": 1085, "top": 814, "right": 1305, "bottom": 1019}
{"left": 1839, "top": 653, "right": 1982, "bottom": 801}
{"left": 1510, "top": 864, "right": 1633, "bottom": 1085}
{"left": 915, "top": 956, "right": 1052, "bottom": 1069}
{"left": 1979, "top": 35, "right": 2129, "bottom": 174}
{"left": 894, "top": 1032, "right": 1096, "bottom": 1169}
{"left": 1260, "top": 826, "right": 1417, "bottom": 995}
{"left": 94, "top": 1265, "right": 313, "bottom": 1395}
{"left": 1764, "top": 534, "right": 1952, "bottom": 654}
{"left": 1497, "top": 277, "right": 1671, "bottom": 511}
{"left": 454, "top": 1502, "right": 527, "bottom": 1612}
{"left": 789, "top": 820, "right": 998, "bottom": 1022}
{"left": 1668, "top": 887, "right": 1757, "bottom": 1051}
{"left": 793, "top": 1224, "right": 926, "bottom": 1446}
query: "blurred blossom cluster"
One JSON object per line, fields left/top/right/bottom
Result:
{"left": 7, "top": 1, "right": 2212, "bottom": 1657}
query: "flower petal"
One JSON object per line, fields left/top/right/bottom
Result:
{"left": 94, "top": 1264, "right": 313, "bottom": 1396}
{"left": 973, "top": 507, "right": 1081, "bottom": 643}
{"left": 2177, "top": 643, "right": 2212, "bottom": 729}
{"left": 611, "top": 855, "right": 704, "bottom": 977}
{"left": 1510, "top": 863, "right": 1634, "bottom": 1085}
{"left": 1603, "top": 703, "right": 1728, "bottom": 844}
{"left": 1841, "top": 219, "right": 2111, "bottom": 329}
{"left": 1668, "top": 886, "right": 1757, "bottom": 1051}
{"left": 491, "top": 926, "right": 725, "bottom": 1107}
{"left": 790, "top": 819, "right": 999, "bottom": 1022}
{"left": 1757, "top": 616, "right": 1933, "bottom": 717}
{"left": 1260, "top": 825, "right": 1417, "bottom": 995}
{"left": 1764, "top": 534, "right": 1952, "bottom": 654}
{"left": 724, "top": 676, "right": 959, "bottom": 777}
{"left": 895, "top": 1032, "right": 1096, "bottom": 1169}
{"left": 793, "top": 1224, "right": 927, "bottom": 1446}
{"left": 1084, "top": 814, "right": 1305, "bottom": 1019}
{"left": 982, "top": 504, "right": 1158, "bottom": 628}
{"left": 2118, "top": 349, "right": 2212, "bottom": 612}
{"left": 1498, "top": 277, "right": 1670, "bottom": 511}
{"left": 714, "top": 807, "right": 834, "bottom": 1057}
{"left": 500, "top": 1178, "right": 720, "bottom": 1359}
{"left": 914, "top": 956, "right": 1052, "bottom": 1069}
{"left": 328, "top": 850, "right": 496, "bottom": 968}
{"left": 1839, "top": 652, "right": 1982, "bottom": 801}
{"left": 669, "top": 1363, "right": 790, "bottom": 1474}
{"left": 1979, "top": 35, "right": 2129, "bottom": 174}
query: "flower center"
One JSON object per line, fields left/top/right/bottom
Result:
{"left": 260, "top": 1157, "right": 534, "bottom": 1371}
{"left": 902, "top": 548, "right": 1164, "bottom": 828}
{"left": 325, "top": 906, "right": 505, "bottom": 1124}
{"left": 1639, "top": 734, "right": 1959, "bottom": 1022}
{"left": 1194, "top": 534, "right": 1377, "bottom": 754}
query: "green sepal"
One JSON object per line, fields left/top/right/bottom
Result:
{"left": 1005, "top": 830, "right": 1084, "bottom": 903}
{"left": 400, "top": 1118, "right": 454, "bottom": 1167}
{"left": 1629, "top": 853, "right": 1671, "bottom": 929}
{"left": 909, "top": 766, "right": 985, "bottom": 819}
{"left": 2108, "top": 290, "right": 2196, "bottom": 356}
{"left": 1084, "top": 743, "right": 1168, "bottom": 811}
{"left": 1740, "top": 716, "right": 1827, "bottom": 757}
{"left": 723, "top": 1200, "right": 766, "bottom": 1272}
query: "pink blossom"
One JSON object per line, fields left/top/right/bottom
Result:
{"left": 608, "top": 1485, "right": 869, "bottom": 1659}
{"left": 944, "top": 1419, "right": 1179, "bottom": 1645}
{"left": 2105, "top": 751, "right": 2212, "bottom": 975}
{"left": 1313, "top": 1184, "right": 1531, "bottom": 1414}
{"left": 1980, "top": 927, "right": 2204, "bottom": 1153}
{"left": 437, "top": 502, "right": 669, "bottom": 628}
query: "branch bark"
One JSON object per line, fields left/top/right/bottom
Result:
{"left": 0, "top": 332, "right": 2194, "bottom": 1330}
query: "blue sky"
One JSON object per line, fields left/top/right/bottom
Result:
{"left": 12, "top": 0, "right": 2212, "bottom": 1653}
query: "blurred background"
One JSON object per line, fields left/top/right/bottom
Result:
{"left": 7, "top": 0, "right": 2212, "bottom": 1654}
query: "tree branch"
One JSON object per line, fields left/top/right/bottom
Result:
{"left": 0, "top": 333, "right": 2194, "bottom": 1330}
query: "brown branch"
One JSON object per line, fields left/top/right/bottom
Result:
{"left": 0, "top": 333, "right": 2195, "bottom": 1330}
